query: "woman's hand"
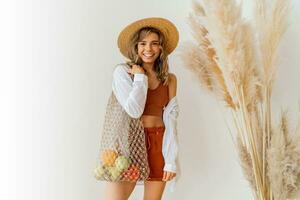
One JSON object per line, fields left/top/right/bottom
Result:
{"left": 162, "top": 171, "right": 176, "bottom": 182}
{"left": 128, "top": 64, "right": 145, "bottom": 75}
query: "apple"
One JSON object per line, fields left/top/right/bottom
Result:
{"left": 122, "top": 165, "right": 140, "bottom": 181}
{"left": 94, "top": 165, "right": 105, "bottom": 180}
{"left": 108, "top": 166, "right": 121, "bottom": 181}
{"left": 115, "top": 156, "right": 131, "bottom": 172}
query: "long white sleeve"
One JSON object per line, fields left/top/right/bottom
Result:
{"left": 162, "top": 97, "right": 179, "bottom": 173}
{"left": 112, "top": 64, "right": 148, "bottom": 118}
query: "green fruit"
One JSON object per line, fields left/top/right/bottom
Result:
{"left": 108, "top": 166, "right": 121, "bottom": 181}
{"left": 94, "top": 165, "right": 105, "bottom": 180}
{"left": 115, "top": 156, "right": 131, "bottom": 172}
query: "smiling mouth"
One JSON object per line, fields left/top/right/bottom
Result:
{"left": 143, "top": 53, "right": 155, "bottom": 58}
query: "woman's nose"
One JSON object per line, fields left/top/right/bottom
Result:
{"left": 145, "top": 43, "right": 152, "bottom": 50}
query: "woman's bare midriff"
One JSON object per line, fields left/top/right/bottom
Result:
{"left": 140, "top": 115, "right": 165, "bottom": 128}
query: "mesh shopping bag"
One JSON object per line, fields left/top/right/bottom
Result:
{"left": 94, "top": 92, "right": 150, "bottom": 182}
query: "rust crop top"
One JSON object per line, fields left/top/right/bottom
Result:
{"left": 142, "top": 82, "right": 169, "bottom": 117}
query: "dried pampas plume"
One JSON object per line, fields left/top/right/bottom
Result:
{"left": 237, "top": 135, "right": 256, "bottom": 192}
{"left": 179, "top": 0, "right": 235, "bottom": 109}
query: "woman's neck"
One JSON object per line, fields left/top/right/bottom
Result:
{"left": 142, "top": 63, "right": 156, "bottom": 76}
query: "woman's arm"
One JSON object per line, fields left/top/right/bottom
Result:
{"left": 168, "top": 73, "right": 177, "bottom": 100}
{"left": 112, "top": 64, "right": 148, "bottom": 118}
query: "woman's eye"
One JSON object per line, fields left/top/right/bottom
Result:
{"left": 138, "top": 42, "right": 159, "bottom": 47}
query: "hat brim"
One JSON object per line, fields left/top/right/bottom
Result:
{"left": 117, "top": 17, "right": 179, "bottom": 59}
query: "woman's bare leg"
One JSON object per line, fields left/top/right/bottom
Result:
{"left": 143, "top": 181, "right": 166, "bottom": 200}
{"left": 104, "top": 181, "right": 136, "bottom": 200}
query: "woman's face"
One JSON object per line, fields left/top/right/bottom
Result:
{"left": 137, "top": 32, "right": 161, "bottom": 65}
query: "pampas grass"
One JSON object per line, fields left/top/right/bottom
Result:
{"left": 267, "top": 111, "right": 300, "bottom": 199}
{"left": 237, "top": 135, "right": 256, "bottom": 192}
{"left": 180, "top": 0, "right": 299, "bottom": 199}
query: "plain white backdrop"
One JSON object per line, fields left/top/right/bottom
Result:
{"left": 3, "top": 0, "right": 300, "bottom": 200}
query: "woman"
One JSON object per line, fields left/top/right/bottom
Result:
{"left": 105, "top": 17, "right": 179, "bottom": 200}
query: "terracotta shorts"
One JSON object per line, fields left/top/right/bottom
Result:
{"left": 144, "top": 126, "right": 165, "bottom": 181}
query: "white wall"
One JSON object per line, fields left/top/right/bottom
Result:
{"left": 6, "top": 0, "right": 300, "bottom": 200}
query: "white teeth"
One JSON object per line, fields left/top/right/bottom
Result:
{"left": 143, "top": 54, "right": 154, "bottom": 58}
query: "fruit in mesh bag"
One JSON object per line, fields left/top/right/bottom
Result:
{"left": 108, "top": 166, "right": 122, "bottom": 181}
{"left": 115, "top": 156, "right": 131, "bottom": 172}
{"left": 122, "top": 165, "right": 140, "bottom": 181}
{"left": 94, "top": 165, "right": 105, "bottom": 180}
{"left": 101, "top": 149, "right": 118, "bottom": 167}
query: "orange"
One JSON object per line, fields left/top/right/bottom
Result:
{"left": 101, "top": 149, "right": 118, "bottom": 167}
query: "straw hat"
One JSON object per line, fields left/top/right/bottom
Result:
{"left": 117, "top": 17, "right": 179, "bottom": 59}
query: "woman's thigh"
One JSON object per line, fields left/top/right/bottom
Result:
{"left": 104, "top": 181, "right": 136, "bottom": 200}
{"left": 143, "top": 181, "right": 166, "bottom": 200}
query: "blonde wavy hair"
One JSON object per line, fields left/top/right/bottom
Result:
{"left": 126, "top": 27, "right": 170, "bottom": 85}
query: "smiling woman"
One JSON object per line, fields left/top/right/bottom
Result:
{"left": 95, "top": 17, "right": 180, "bottom": 200}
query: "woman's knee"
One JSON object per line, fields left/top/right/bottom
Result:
{"left": 105, "top": 181, "right": 136, "bottom": 200}
{"left": 143, "top": 181, "right": 166, "bottom": 200}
